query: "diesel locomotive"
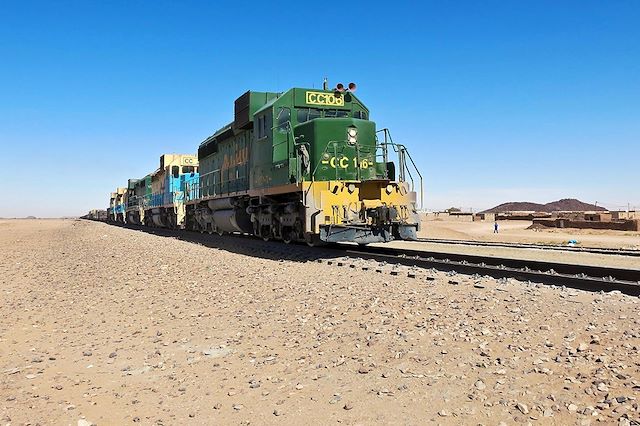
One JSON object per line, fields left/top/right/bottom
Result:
{"left": 104, "top": 83, "right": 422, "bottom": 245}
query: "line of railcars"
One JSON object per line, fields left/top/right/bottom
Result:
{"left": 104, "top": 84, "right": 421, "bottom": 245}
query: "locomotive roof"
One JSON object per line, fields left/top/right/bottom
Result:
{"left": 198, "top": 87, "right": 366, "bottom": 149}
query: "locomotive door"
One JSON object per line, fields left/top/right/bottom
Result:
{"left": 273, "top": 106, "right": 293, "bottom": 185}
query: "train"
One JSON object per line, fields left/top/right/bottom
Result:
{"left": 99, "top": 83, "right": 422, "bottom": 245}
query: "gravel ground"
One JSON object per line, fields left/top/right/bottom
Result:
{"left": 1, "top": 219, "right": 639, "bottom": 425}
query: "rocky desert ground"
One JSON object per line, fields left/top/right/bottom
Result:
{"left": 1, "top": 219, "right": 639, "bottom": 425}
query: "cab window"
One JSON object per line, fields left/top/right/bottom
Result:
{"left": 297, "top": 108, "right": 321, "bottom": 123}
{"left": 354, "top": 110, "right": 368, "bottom": 120}
{"left": 324, "top": 109, "right": 349, "bottom": 118}
{"left": 276, "top": 107, "right": 291, "bottom": 133}
{"left": 182, "top": 166, "right": 195, "bottom": 174}
{"left": 172, "top": 166, "right": 180, "bottom": 178}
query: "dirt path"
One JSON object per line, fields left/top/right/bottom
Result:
{"left": 419, "top": 219, "right": 640, "bottom": 250}
{"left": 1, "top": 220, "right": 638, "bottom": 425}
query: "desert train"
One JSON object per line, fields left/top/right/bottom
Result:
{"left": 90, "top": 83, "right": 422, "bottom": 245}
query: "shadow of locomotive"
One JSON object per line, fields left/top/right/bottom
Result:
{"left": 97, "top": 220, "right": 347, "bottom": 264}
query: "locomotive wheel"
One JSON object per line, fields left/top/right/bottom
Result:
{"left": 261, "top": 225, "right": 272, "bottom": 241}
{"left": 282, "top": 227, "right": 293, "bottom": 244}
{"left": 305, "top": 233, "right": 324, "bottom": 247}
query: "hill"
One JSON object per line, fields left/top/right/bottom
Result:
{"left": 482, "top": 198, "right": 606, "bottom": 213}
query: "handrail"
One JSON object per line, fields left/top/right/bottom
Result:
{"left": 375, "top": 128, "right": 424, "bottom": 209}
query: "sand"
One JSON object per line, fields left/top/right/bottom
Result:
{"left": 1, "top": 219, "right": 639, "bottom": 425}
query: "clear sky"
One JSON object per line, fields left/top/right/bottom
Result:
{"left": 1, "top": 1, "right": 638, "bottom": 217}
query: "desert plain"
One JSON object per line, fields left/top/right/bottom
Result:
{"left": 0, "top": 219, "right": 639, "bottom": 425}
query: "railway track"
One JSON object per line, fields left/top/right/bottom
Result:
{"left": 417, "top": 238, "right": 640, "bottom": 256}
{"left": 344, "top": 244, "right": 640, "bottom": 296}
{"left": 89, "top": 220, "right": 640, "bottom": 297}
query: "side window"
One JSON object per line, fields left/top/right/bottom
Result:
{"left": 263, "top": 114, "right": 273, "bottom": 136}
{"left": 182, "top": 166, "right": 194, "bottom": 174}
{"left": 257, "top": 115, "right": 266, "bottom": 139}
{"left": 276, "top": 107, "right": 290, "bottom": 133}
{"left": 354, "top": 111, "right": 368, "bottom": 120}
{"left": 172, "top": 166, "right": 179, "bottom": 178}
{"left": 297, "top": 108, "right": 321, "bottom": 123}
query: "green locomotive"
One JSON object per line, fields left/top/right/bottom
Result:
{"left": 185, "top": 83, "right": 421, "bottom": 245}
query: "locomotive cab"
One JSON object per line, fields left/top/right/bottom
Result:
{"left": 292, "top": 114, "right": 419, "bottom": 244}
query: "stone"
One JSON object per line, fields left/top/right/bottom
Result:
{"left": 516, "top": 402, "right": 529, "bottom": 414}
{"left": 438, "top": 409, "right": 449, "bottom": 417}
{"left": 475, "top": 380, "right": 486, "bottom": 390}
{"left": 568, "top": 403, "right": 578, "bottom": 412}
{"left": 343, "top": 403, "right": 353, "bottom": 410}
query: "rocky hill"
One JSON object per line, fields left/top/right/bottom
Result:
{"left": 482, "top": 198, "right": 606, "bottom": 213}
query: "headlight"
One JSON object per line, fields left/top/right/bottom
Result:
{"left": 347, "top": 127, "right": 358, "bottom": 144}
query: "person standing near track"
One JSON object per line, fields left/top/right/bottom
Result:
{"left": 494, "top": 221, "right": 499, "bottom": 234}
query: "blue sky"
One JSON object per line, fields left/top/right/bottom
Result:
{"left": 1, "top": 1, "right": 638, "bottom": 216}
